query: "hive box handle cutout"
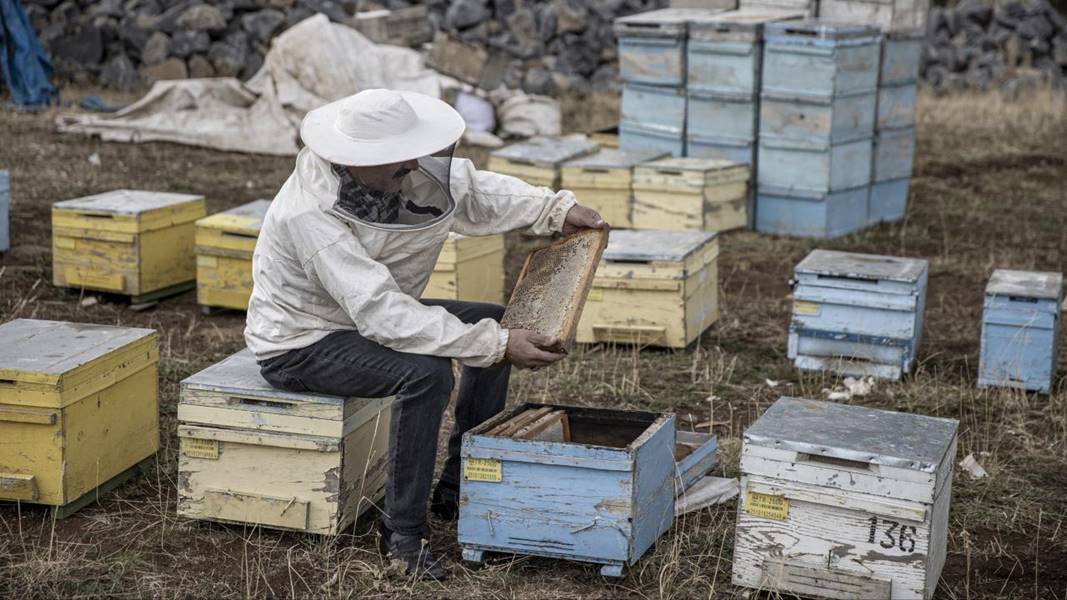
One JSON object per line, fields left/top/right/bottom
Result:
{"left": 798, "top": 452, "right": 879, "bottom": 473}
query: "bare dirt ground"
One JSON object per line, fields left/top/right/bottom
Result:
{"left": 1, "top": 88, "right": 1066, "bottom": 599}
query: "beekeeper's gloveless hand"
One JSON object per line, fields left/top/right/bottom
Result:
{"left": 505, "top": 330, "right": 564, "bottom": 369}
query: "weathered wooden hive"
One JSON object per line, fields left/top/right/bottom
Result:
{"left": 0, "top": 319, "right": 159, "bottom": 517}
{"left": 615, "top": 9, "right": 706, "bottom": 156}
{"left": 487, "top": 136, "right": 599, "bottom": 190}
{"left": 733, "top": 397, "right": 958, "bottom": 600}
{"left": 458, "top": 403, "right": 717, "bottom": 577}
{"left": 819, "top": 0, "right": 930, "bottom": 33}
{"left": 576, "top": 229, "right": 720, "bottom": 348}
{"left": 870, "top": 29, "right": 922, "bottom": 224}
{"left": 978, "top": 269, "right": 1063, "bottom": 394}
{"left": 423, "top": 233, "right": 506, "bottom": 304}
{"left": 633, "top": 157, "right": 750, "bottom": 233}
{"left": 52, "top": 189, "right": 206, "bottom": 301}
{"left": 756, "top": 21, "right": 881, "bottom": 238}
{"left": 0, "top": 170, "right": 9, "bottom": 252}
{"left": 195, "top": 199, "right": 270, "bottom": 312}
{"left": 560, "top": 148, "right": 667, "bottom": 228}
{"left": 738, "top": 0, "right": 816, "bottom": 18}
{"left": 686, "top": 9, "right": 804, "bottom": 179}
{"left": 788, "top": 249, "right": 929, "bottom": 380}
{"left": 177, "top": 349, "right": 392, "bottom": 535}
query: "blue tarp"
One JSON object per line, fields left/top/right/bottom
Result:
{"left": 0, "top": 0, "right": 57, "bottom": 107}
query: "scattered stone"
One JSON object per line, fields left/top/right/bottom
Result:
{"left": 446, "top": 0, "right": 490, "bottom": 30}
{"left": 176, "top": 4, "right": 227, "bottom": 32}
{"left": 187, "top": 53, "right": 215, "bottom": 77}
{"left": 142, "top": 57, "right": 189, "bottom": 81}
{"left": 80, "top": 295, "right": 99, "bottom": 307}
{"left": 242, "top": 9, "right": 286, "bottom": 44}
{"left": 141, "top": 31, "right": 171, "bottom": 65}
{"left": 50, "top": 25, "right": 104, "bottom": 65}
{"left": 522, "top": 66, "right": 553, "bottom": 95}
{"left": 208, "top": 40, "right": 246, "bottom": 77}
{"left": 100, "top": 52, "right": 140, "bottom": 90}
{"left": 170, "top": 30, "right": 210, "bottom": 57}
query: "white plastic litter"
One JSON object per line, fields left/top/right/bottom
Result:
{"left": 959, "top": 453, "right": 988, "bottom": 479}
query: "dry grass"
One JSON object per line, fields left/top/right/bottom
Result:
{"left": 1, "top": 86, "right": 1067, "bottom": 598}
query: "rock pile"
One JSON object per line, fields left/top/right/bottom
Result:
{"left": 922, "top": 0, "right": 1067, "bottom": 94}
{"left": 25, "top": 0, "right": 662, "bottom": 93}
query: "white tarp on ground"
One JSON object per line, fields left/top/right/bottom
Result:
{"left": 55, "top": 14, "right": 440, "bottom": 156}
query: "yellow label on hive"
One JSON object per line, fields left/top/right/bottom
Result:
{"left": 182, "top": 438, "right": 220, "bottom": 460}
{"left": 794, "top": 301, "right": 820, "bottom": 316}
{"left": 587, "top": 289, "right": 604, "bottom": 302}
{"left": 464, "top": 458, "right": 501, "bottom": 482}
{"left": 745, "top": 490, "right": 789, "bottom": 521}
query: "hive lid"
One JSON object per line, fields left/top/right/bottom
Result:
{"left": 986, "top": 269, "right": 1063, "bottom": 300}
{"left": 764, "top": 20, "right": 881, "bottom": 45}
{"left": 0, "top": 319, "right": 156, "bottom": 389}
{"left": 689, "top": 8, "right": 806, "bottom": 32}
{"left": 603, "top": 230, "right": 717, "bottom": 263}
{"left": 53, "top": 189, "right": 206, "bottom": 233}
{"left": 615, "top": 7, "right": 722, "bottom": 29}
{"left": 795, "top": 250, "right": 927, "bottom": 283}
{"left": 745, "top": 397, "right": 959, "bottom": 472}
{"left": 197, "top": 199, "right": 271, "bottom": 234}
{"left": 182, "top": 348, "right": 356, "bottom": 407}
{"left": 491, "top": 136, "right": 600, "bottom": 168}
{"left": 564, "top": 148, "right": 669, "bottom": 170}
{"left": 638, "top": 156, "right": 746, "bottom": 174}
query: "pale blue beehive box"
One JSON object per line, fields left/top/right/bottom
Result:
{"left": 761, "top": 21, "right": 882, "bottom": 99}
{"left": 876, "top": 82, "right": 918, "bottom": 130}
{"left": 755, "top": 186, "right": 869, "bottom": 238}
{"left": 0, "top": 170, "right": 8, "bottom": 252}
{"left": 614, "top": 9, "right": 693, "bottom": 87}
{"left": 787, "top": 249, "right": 929, "bottom": 379}
{"left": 869, "top": 125, "right": 916, "bottom": 224}
{"left": 880, "top": 29, "right": 923, "bottom": 86}
{"left": 458, "top": 403, "right": 717, "bottom": 577}
{"left": 621, "top": 82, "right": 687, "bottom": 139}
{"left": 619, "top": 122, "right": 686, "bottom": 157}
{"left": 978, "top": 269, "right": 1063, "bottom": 394}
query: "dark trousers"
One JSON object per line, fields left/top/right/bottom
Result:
{"left": 258, "top": 300, "right": 510, "bottom": 537}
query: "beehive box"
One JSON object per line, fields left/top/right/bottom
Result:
{"left": 0, "top": 319, "right": 158, "bottom": 516}
{"left": 423, "top": 233, "right": 506, "bottom": 304}
{"left": 487, "top": 136, "right": 600, "bottom": 190}
{"left": 734, "top": 397, "right": 958, "bottom": 600}
{"left": 877, "top": 82, "right": 918, "bottom": 130}
{"left": 459, "top": 403, "right": 717, "bottom": 576}
{"left": 502, "top": 229, "right": 609, "bottom": 353}
{"left": 177, "top": 349, "right": 392, "bottom": 535}
{"left": 978, "top": 270, "right": 1064, "bottom": 394}
{"left": 52, "top": 190, "right": 206, "bottom": 301}
{"left": 761, "top": 21, "right": 882, "bottom": 99}
{"left": 614, "top": 9, "right": 697, "bottom": 86}
{"left": 739, "top": 0, "right": 816, "bottom": 18}
{"left": 687, "top": 9, "right": 805, "bottom": 97}
{"left": 195, "top": 199, "right": 270, "bottom": 312}
{"left": 869, "top": 125, "right": 916, "bottom": 224}
{"left": 577, "top": 230, "right": 719, "bottom": 348}
{"left": 633, "top": 157, "right": 750, "bottom": 232}
{"left": 760, "top": 91, "right": 877, "bottom": 146}
{"left": 757, "top": 138, "right": 872, "bottom": 195}
{"left": 755, "top": 185, "right": 870, "bottom": 238}
{"left": 788, "top": 250, "right": 929, "bottom": 379}
{"left": 619, "top": 122, "right": 686, "bottom": 157}
{"left": 0, "top": 170, "right": 9, "bottom": 252}
{"left": 560, "top": 148, "right": 668, "bottom": 228}
{"left": 620, "top": 82, "right": 688, "bottom": 142}
{"left": 819, "top": 0, "right": 930, "bottom": 32}
{"left": 880, "top": 29, "right": 923, "bottom": 86}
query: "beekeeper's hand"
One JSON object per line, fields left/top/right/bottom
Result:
{"left": 562, "top": 204, "right": 609, "bottom": 236}
{"left": 505, "top": 330, "right": 565, "bottom": 370}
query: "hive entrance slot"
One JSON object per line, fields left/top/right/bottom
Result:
{"left": 221, "top": 231, "right": 259, "bottom": 240}
{"left": 79, "top": 213, "right": 115, "bottom": 219}
{"left": 1008, "top": 296, "right": 1039, "bottom": 303}
{"left": 0, "top": 379, "right": 14, "bottom": 386}
{"left": 816, "top": 274, "right": 876, "bottom": 284}
{"left": 798, "top": 452, "right": 875, "bottom": 472}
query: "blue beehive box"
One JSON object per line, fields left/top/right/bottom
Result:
{"left": 0, "top": 170, "right": 9, "bottom": 252}
{"left": 619, "top": 122, "right": 686, "bottom": 157}
{"left": 459, "top": 403, "right": 716, "bottom": 576}
{"left": 876, "top": 82, "right": 918, "bottom": 130}
{"left": 788, "top": 249, "right": 929, "bottom": 379}
{"left": 755, "top": 186, "right": 868, "bottom": 238}
{"left": 880, "top": 29, "right": 923, "bottom": 86}
{"left": 979, "top": 270, "right": 1064, "bottom": 394}
{"left": 761, "top": 21, "right": 882, "bottom": 99}
{"left": 869, "top": 125, "right": 916, "bottom": 224}
{"left": 614, "top": 9, "right": 693, "bottom": 87}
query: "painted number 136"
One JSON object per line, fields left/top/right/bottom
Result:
{"left": 867, "top": 516, "right": 917, "bottom": 553}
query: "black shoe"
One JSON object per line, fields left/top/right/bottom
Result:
{"left": 378, "top": 521, "right": 447, "bottom": 581}
{"left": 430, "top": 480, "right": 460, "bottom": 521}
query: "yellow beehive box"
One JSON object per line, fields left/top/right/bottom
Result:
{"left": 577, "top": 230, "right": 719, "bottom": 348}
{"left": 195, "top": 199, "right": 270, "bottom": 312}
{"left": 177, "top": 349, "right": 392, "bottom": 535}
{"left": 423, "top": 233, "right": 506, "bottom": 304}
{"left": 633, "top": 158, "right": 750, "bottom": 233}
{"left": 487, "top": 136, "right": 600, "bottom": 189}
{"left": 0, "top": 319, "right": 159, "bottom": 517}
{"left": 52, "top": 190, "right": 206, "bottom": 302}
{"left": 561, "top": 148, "right": 668, "bottom": 228}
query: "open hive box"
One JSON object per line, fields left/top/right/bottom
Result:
{"left": 195, "top": 199, "right": 270, "bottom": 312}
{"left": 458, "top": 403, "right": 716, "bottom": 577}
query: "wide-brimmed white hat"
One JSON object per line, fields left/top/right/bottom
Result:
{"left": 300, "top": 89, "right": 466, "bottom": 167}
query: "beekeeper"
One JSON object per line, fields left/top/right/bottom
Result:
{"left": 244, "top": 88, "right": 607, "bottom": 580}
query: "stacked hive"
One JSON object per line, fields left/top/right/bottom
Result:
{"left": 195, "top": 199, "right": 270, "bottom": 312}
{"left": 615, "top": 9, "right": 707, "bottom": 156}
{"left": 869, "top": 30, "right": 923, "bottom": 224}
{"left": 755, "top": 22, "right": 882, "bottom": 238}
{"left": 0, "top": 170, "right": 8, "bottom": 252}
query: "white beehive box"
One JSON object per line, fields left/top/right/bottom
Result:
{"left": 734, "top": 397, "right": 958, "bottom": 600}
{"left": 788, "top": 250, "right": 929, "bottom": 379}
{"left": 177, "top": 349, "right": 392, "bottom": 535}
